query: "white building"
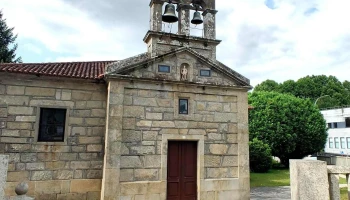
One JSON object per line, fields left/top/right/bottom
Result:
{"left": 322, "top": 107, "right": 350, "bottom": 154}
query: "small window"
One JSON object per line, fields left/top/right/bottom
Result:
{"left": 333, "top": 122, "right": 338, "bottom": 128}
{"left": 335, "top": 137, "right": 340, "bottom": 149}
{"left": 158, "top": 65, "right": 170, "bottom": 73}
{"left": 38, "top": 108, "right": 67, "bottom": 142}
{"left": 329, "top": 137, "right": 334, "bottom": 148}
{"left": 200, "top": 69, "right": 211, "bottom": 77}
{"left": 328, "top": 123, "right": 332, "bottom": 128}
{"left": 347, "top": 138, "right": 350, "bottom": 149}
{"left": 179, "top": 99, "right": 188, "bottom": 115}
{"left": 341, "top": 137, "right": 346, "bottom": 149}
{"left": 346, "top": 118, "right": 350, "bottom": 128}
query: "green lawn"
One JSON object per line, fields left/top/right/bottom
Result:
{"left": 340, "top": 177, "right": 348, "bottom": 200}
{"left": 340, "top": 177, "right": 347, "bottom": 184}
{"left": 341, "top": 188, "right": 348, "bottom": 200}
{"left": 250, "top": 169, "right": 348, "bottom": 199}
{"left": 250, "top": 169, "right": 290, "bottom": 187}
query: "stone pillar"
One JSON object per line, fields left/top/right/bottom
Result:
{"left": 150, "top": 0, "right": 164, "bottom": 32}
{"left": 203, "top": 9, "right": 217, "bottom": 40}
{"left": 0, "top": 155, "right": 9, "bottom": 200}
{"left": 100, "top": 81, "right": 125, "bottom": 200}
{"left": 290, "top": 160, "right": 330, "bottom": 200}
{"left": 237, "top": 90, "right": 250, "bottom": 199}
{"left": 177, "top": 3, "right": 191, "bottom": 36}
{"left": 329, "top": 174, "right": 340, "bottom": 200}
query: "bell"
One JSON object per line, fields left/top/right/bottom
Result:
{"left": 162, "top": 3, "right": 178, "bottom": 23}
{"left": 191, "top": 11, "right": 203, "bottom": 25}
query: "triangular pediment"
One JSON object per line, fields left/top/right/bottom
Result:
{"left": 106, "top": 48, "right": 251, "bottom": 87}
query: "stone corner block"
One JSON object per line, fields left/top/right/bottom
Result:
{"left": 289, "top": 159, "right": 329, "bottom": 200}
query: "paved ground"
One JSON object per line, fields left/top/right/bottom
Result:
{"left": 250, "top": 186, "right": 291, "bottom": 200}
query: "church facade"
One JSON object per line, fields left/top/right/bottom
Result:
{"left": 0, "top": 0, "right": 251, "bottom": 199}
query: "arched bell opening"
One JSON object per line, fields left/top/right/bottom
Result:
{"left": 189, "top": 9, "right": 204, "bottom": 37}
{"left": 162, "top": 3, "right": 179, "bottom": 34}
{"left": 160, "top": 0, "right": 208, "bottom": 35}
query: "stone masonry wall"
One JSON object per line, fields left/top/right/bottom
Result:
{"left": 103, "top": 48, "right": 249, "bottom": 199}
{"left": 120, "top": 85, "right": 238, "bottom": 181}
{"left": 0, "top": 74, "right": 106, "bottom": 200}
{"left": 113, "top": 79, "right": 244, "bottom": 200}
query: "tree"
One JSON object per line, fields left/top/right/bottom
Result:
{"left": 254, "top": 75, "right": 350, "bottom": 109}
{"left": 0, "top": 10, "right": 21, "bottom": 63}
{"left": 343, "top": 81, "right": 350, "bottom": 91}
{"left": 254, "top": 79, "right": 280, "bottom": 92}
{"left": 249, "top": 91, "right": 327, "bottom": 166}
{"left": 279, "top": 80, "right": 297, "bottom": 95}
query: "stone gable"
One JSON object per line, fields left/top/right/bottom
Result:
{"left": 127, "top": 51, "right": 239, "bottom": 86}
{"left": 107, "top": 48, "right": 251, "bottom": 88}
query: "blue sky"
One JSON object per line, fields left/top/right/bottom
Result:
{"left": 2, "top": 0, "right": 350, "bottom": 86}
{"left": 265, "top": 0, "right": 278, "bottom": 9}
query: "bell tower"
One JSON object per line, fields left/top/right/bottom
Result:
{"left": 145, "top": 0, "right": 221, "bottom": 59}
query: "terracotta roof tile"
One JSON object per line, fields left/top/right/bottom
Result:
{"left": 0, "top": 61, "right": 117, "bottom": 80}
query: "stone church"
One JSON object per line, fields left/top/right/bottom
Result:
{"left": 0, "top": 0, "right": 251, "bottom": 199}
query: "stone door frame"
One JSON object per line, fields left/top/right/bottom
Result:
{"left": 161, "top": 134, "right": 204, "bottom": 199}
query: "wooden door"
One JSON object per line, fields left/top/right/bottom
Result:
{"left": 167, "top": 141, "right": 197, "bottom": 200}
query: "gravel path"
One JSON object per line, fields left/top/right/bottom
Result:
{"left": 250, "top": 186, "right": 291, "bottom": 200}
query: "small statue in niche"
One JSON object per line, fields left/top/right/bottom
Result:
{"left": 181, "top": 65, "right": 188, "bottom": 81}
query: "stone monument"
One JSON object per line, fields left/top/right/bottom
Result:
{"left": 290, "top": 160, "right": 330, "bottom": 200}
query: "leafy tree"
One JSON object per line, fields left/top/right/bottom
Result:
{"left": 343, "top": 81, "right": 350, "bottom": 91}
{"left": 297, "top": 76, "right": 350, "bottom": 108}
{"left": 249, "top": 138, "right": 272, "bottom": 173}
{"left": 279, "top": 80, "right": 297, "bottom": 95}
{"left": 249, "top": 91, "right": 327, "bottom": 166}
{"left": 0, "top": 10, "right": 21, "bottom": 63}
{"left": 254, "top": 80, "right": 280, "bottom": 92}
{"left": 254, "top": 75, "right": 350, "bottom": 109}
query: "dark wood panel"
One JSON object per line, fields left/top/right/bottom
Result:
{"left": 167, "top": 141, "right": 197, "bottom": 200}
{"left": 181, "top": 142, "right": 197, "bottom": 200}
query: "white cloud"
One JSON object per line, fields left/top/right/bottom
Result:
{"left": 2, "top": 0, "right": 350, "bottom": 86}
{"left": 2, "top": 0, "right": 134, "bottom": 61}
{"left": 216, "top": 0, "right": 350, "bottom": 86}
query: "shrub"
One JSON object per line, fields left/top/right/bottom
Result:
{"left": 249, "top": 138, "right": 272, "bottom": 173}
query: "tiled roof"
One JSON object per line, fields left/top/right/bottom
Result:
{"left": 0, "top": 61, "right": 117, "bottom": 80}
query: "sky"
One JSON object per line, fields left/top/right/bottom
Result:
{"left": 1, "top": 0, "right": 350, "bottom": 87}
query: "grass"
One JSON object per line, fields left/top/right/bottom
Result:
{"left": 340, "top": 177, "right": 347, "bottom": 184}
{"left": 341, "top": 188, "right": 348, "bottom": 200}
{"left": 250, "top": 169, "right": 290, "bottom": 187}
{"left": 250, "top": 169, "right": 349, "bottom": 199}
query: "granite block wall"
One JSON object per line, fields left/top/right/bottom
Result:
{"left": 120, "top": 86, "right": 239, "bottom": 181}
{"left": 0, "top": 74, "right": 106, "bottom": 199}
